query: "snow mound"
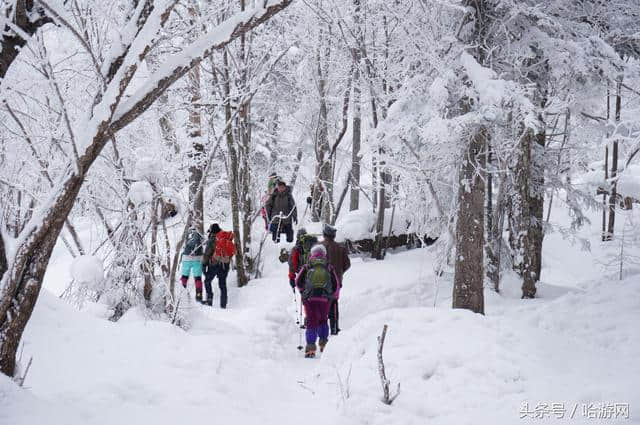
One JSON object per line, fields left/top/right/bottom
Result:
{"left": 70, "top": 255, "right": 104, "bottom": 289}
{"left": 128, "top": 180, "right": 153, "bottom": 206}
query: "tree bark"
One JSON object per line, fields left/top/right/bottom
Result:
{"left": 349, "top": 0, "right": 362, "bottom": 212}
{"left": 605, "top": 77, "right": 622, "bottom": 240}
{"left": 511, "top": 126, "right": 537, "bottom": 299}
{"left": 223, "top": 50, "right": 249, "bottom": 287}
{"left": 452, "top": 128, "right": 486, "bottom": 314}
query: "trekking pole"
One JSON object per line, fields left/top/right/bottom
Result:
{"left": 293, "top": 288, "right": 300, "bottom": 326}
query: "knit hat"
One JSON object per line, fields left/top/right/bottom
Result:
{"left": 322, "top": 223, "right": 337, "bottom": 238}
{"left": 309, "top": 244, "right": 327, "bottom": 261}
{"left": 296, "top": 227, "right": 307, "bottom": 241}
{"left": 208, "top": 223, "right": 221, "bottom": 234}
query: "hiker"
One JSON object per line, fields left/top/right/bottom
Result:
{"left": 181, "top": 226, "right": 204, "bottom": 302}
{"left": 259, "top": 190, "right": 270, "bottom": 230}
{"left": 288, "top": 228, "right": 319, "bottom": 288}
{"left": 266, "top": 180, "right": 297, "bottom": 243}
{"left": 267, "top": 172, "right": 279, "bottom": 195}
{"left": 295, "top": 244, "right": 339, "bottom": 358}
{"left": 202, "top": 223, "right": 235, "bottom": 308}
{"left": 322, "top": 223, "right": 350, "bottom": 335}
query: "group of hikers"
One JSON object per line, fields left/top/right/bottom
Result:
{"left": 289, "top": 223, "right": 351, "bottom": 358}
{"left": 179, "top": 172, "right": 351, "bottom": 358}
{"left": 180, "top": 223, "right": 235, "bottom": 308}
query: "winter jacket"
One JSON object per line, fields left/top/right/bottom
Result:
{"left": 322, "top": 238, "right": 351, "bottom": 284}
{"left": 266, "top": 187, "right": 297, "bottom": 225}
{"left": 183, "top": 230, "right": 203, "bottom": 258}
{"left": 288, "top": 245, "right": 302, "bottom": 281}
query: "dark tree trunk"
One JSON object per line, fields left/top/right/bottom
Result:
{"left": 223, "top": 50, "right": 248, "bottom": 287}
{"left": 606, "top": 77, "right": 622, "bottom": 241}
{"left": 452, "top": 128, "right": 487, "bottom": 314}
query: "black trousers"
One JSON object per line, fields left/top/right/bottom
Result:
{"left": 328, "top": 299, "right": 339, "bottom": 334}
{"left": 270, "top": 222, "right": 293, "bottom": 243}
{"left": 204, "top": 263, "right": 230, "bottom": 308}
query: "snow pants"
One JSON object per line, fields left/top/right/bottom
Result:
{"left": 204, "top": 263, "right": 230, "bottom": 308}
{"left": 303, "top": 297, "right": 330, "bottom": 345}
{"left": 270, "top": 222, "right": 293, "bottom": 243}
{"left": 328, "top": 299, "right": 339, "bottom": 335}
{"left": 181, "top": 259, "right": 202, "bottom": 290}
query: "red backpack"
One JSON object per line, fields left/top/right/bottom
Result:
{"left": 214, "top": 231, "right": 236, "bottom": 263}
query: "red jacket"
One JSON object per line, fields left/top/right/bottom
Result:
{"left": 288, "top": 246, "right": 302, "bottom": 281}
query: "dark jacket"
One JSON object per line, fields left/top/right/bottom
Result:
{"left": 322, "top": 238, "right": 351, "bottom": 283}
{"left": 183, "top": 229, "right": 203, "bottom": 256}
{"left": 266, "top": 187, "right": 297, "bottom": 225}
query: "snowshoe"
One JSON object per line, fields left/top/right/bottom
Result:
{"left": 319, "top": 339, "right": 328, "bottom": 352}
{"left": 304, "top": 343, "right": 316, "bottom": 358}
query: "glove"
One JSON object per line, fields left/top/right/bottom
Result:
{"left": 289, "top": 279, "right": 296, "bottom": 290}
{"left": 306, "top": 196, "right": 312, "bottom": 205}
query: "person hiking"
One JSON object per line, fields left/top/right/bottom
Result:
{"left": 266, "top": 180, "right": 297, "bottom": 243}
{"left": 288, "top": 228, "right": 307, "bottom": 290}
{"left": 181, "top": 226, "right": 204, "bottom": 302}
{"left": 202, "top": 223, "right": 235, "bottom": 308}
{"left": 321, "top": 223, "right": 350, "bottom": 335}
{"left": 267, "top": 172, "right": 279, "bottom": 195}
{"left": 295, "top": 244, "right": 339, "bottom": 358}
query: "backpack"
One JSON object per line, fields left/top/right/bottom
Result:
{"left": 213, "top": 231, "right": 236, "bottom": 263}
{"left": 184, "top": 230, "right": 203, "bottom": 256}
{"left": 299, "top": 234, "right": 318, "bottom": 264}
{"left": 302, "top": 259, "right": 333, "bottom": 300}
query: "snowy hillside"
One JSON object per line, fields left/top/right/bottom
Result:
{"left": 2, "top": 204, "right": 639, "bottom": 425}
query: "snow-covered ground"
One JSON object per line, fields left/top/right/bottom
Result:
{"left": 2, "top": 204, "right": 640, "bottom": 424}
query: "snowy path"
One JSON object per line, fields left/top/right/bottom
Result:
{"left": 3, "top": 240, "right": 640, "bottom": 424}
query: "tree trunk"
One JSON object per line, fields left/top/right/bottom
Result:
{"left": 530, "top": 122, "right": 545, "bottom": 282}
{"left": 511, "top": 126, "right": 537, "bottom": 298}
{"left": 486, "top": 175, "right": 506, "bottom": 292}
{"left": 452, "top": 128, "right": 486, "bottom": 314}
{"left": 349, "top": 0, "right": 362, "bottom": 212}
{"left": 606, "top": 77, "right": 622, "bottom": 241}
{"left": 187, "top": 5, "right": 204, "bottom": 235}
{"left": 223, "top": 50, "right": 248, "bottom": 287}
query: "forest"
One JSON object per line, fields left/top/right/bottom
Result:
{"left": 1, "top": 0, "right": 639, "bottom": 423}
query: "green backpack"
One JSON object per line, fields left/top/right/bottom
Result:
{"left": 299, "top": 234, "right": 318, "bottom": 264}
{"left": 303, "top": 259, "right": 333, "bottom": 300}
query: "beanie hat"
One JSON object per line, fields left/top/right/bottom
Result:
{"left": 208, "top": 223, "right": 222, "bottom": 234}
{"left": 309, "top": 244, "right": 327, "bottom": 261}
{"left": 322, "top": 223, "right": 337, "bottom": 238}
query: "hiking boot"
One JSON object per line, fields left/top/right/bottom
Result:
{"left": 201, "top": 297, "right": 213, "bottom": 306}
{"left": 304, "top": 343, "right": 316, "bottom": 358}
{"left": 195, "top": 288, "right": 203, "bottom": 302}
{"left": 318, "top": 339, "right": 328, "bottom": 352}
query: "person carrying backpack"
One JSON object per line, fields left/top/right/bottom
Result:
{"left": 202, "top": 223, "right": 236, "bottom": 308}
{"left": 321, "top": 223, "right": 350, "bottom": 335}
{"left": 266, "top": 180, "right": 297, "bottom": 243}
{"left": 181, "top": 226, "right": 204, "bottom": 302}
{"left": 295, "top": 244, "right": 339, "bottom": 358}
{"left": 288, "top": 229, "right": 318, "bottom": 289}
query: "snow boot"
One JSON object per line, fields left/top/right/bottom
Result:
{"left": 195, "top": 288, "right": 203, "bottom": 303}
{"left": 304, "top": 343, "right": 316, "bottom": 358}
{"left": 201, "top": 295, "right": 213, "bottom": 306}
{"left": 318, "top": 338, "right": 328, "bottom": 352}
